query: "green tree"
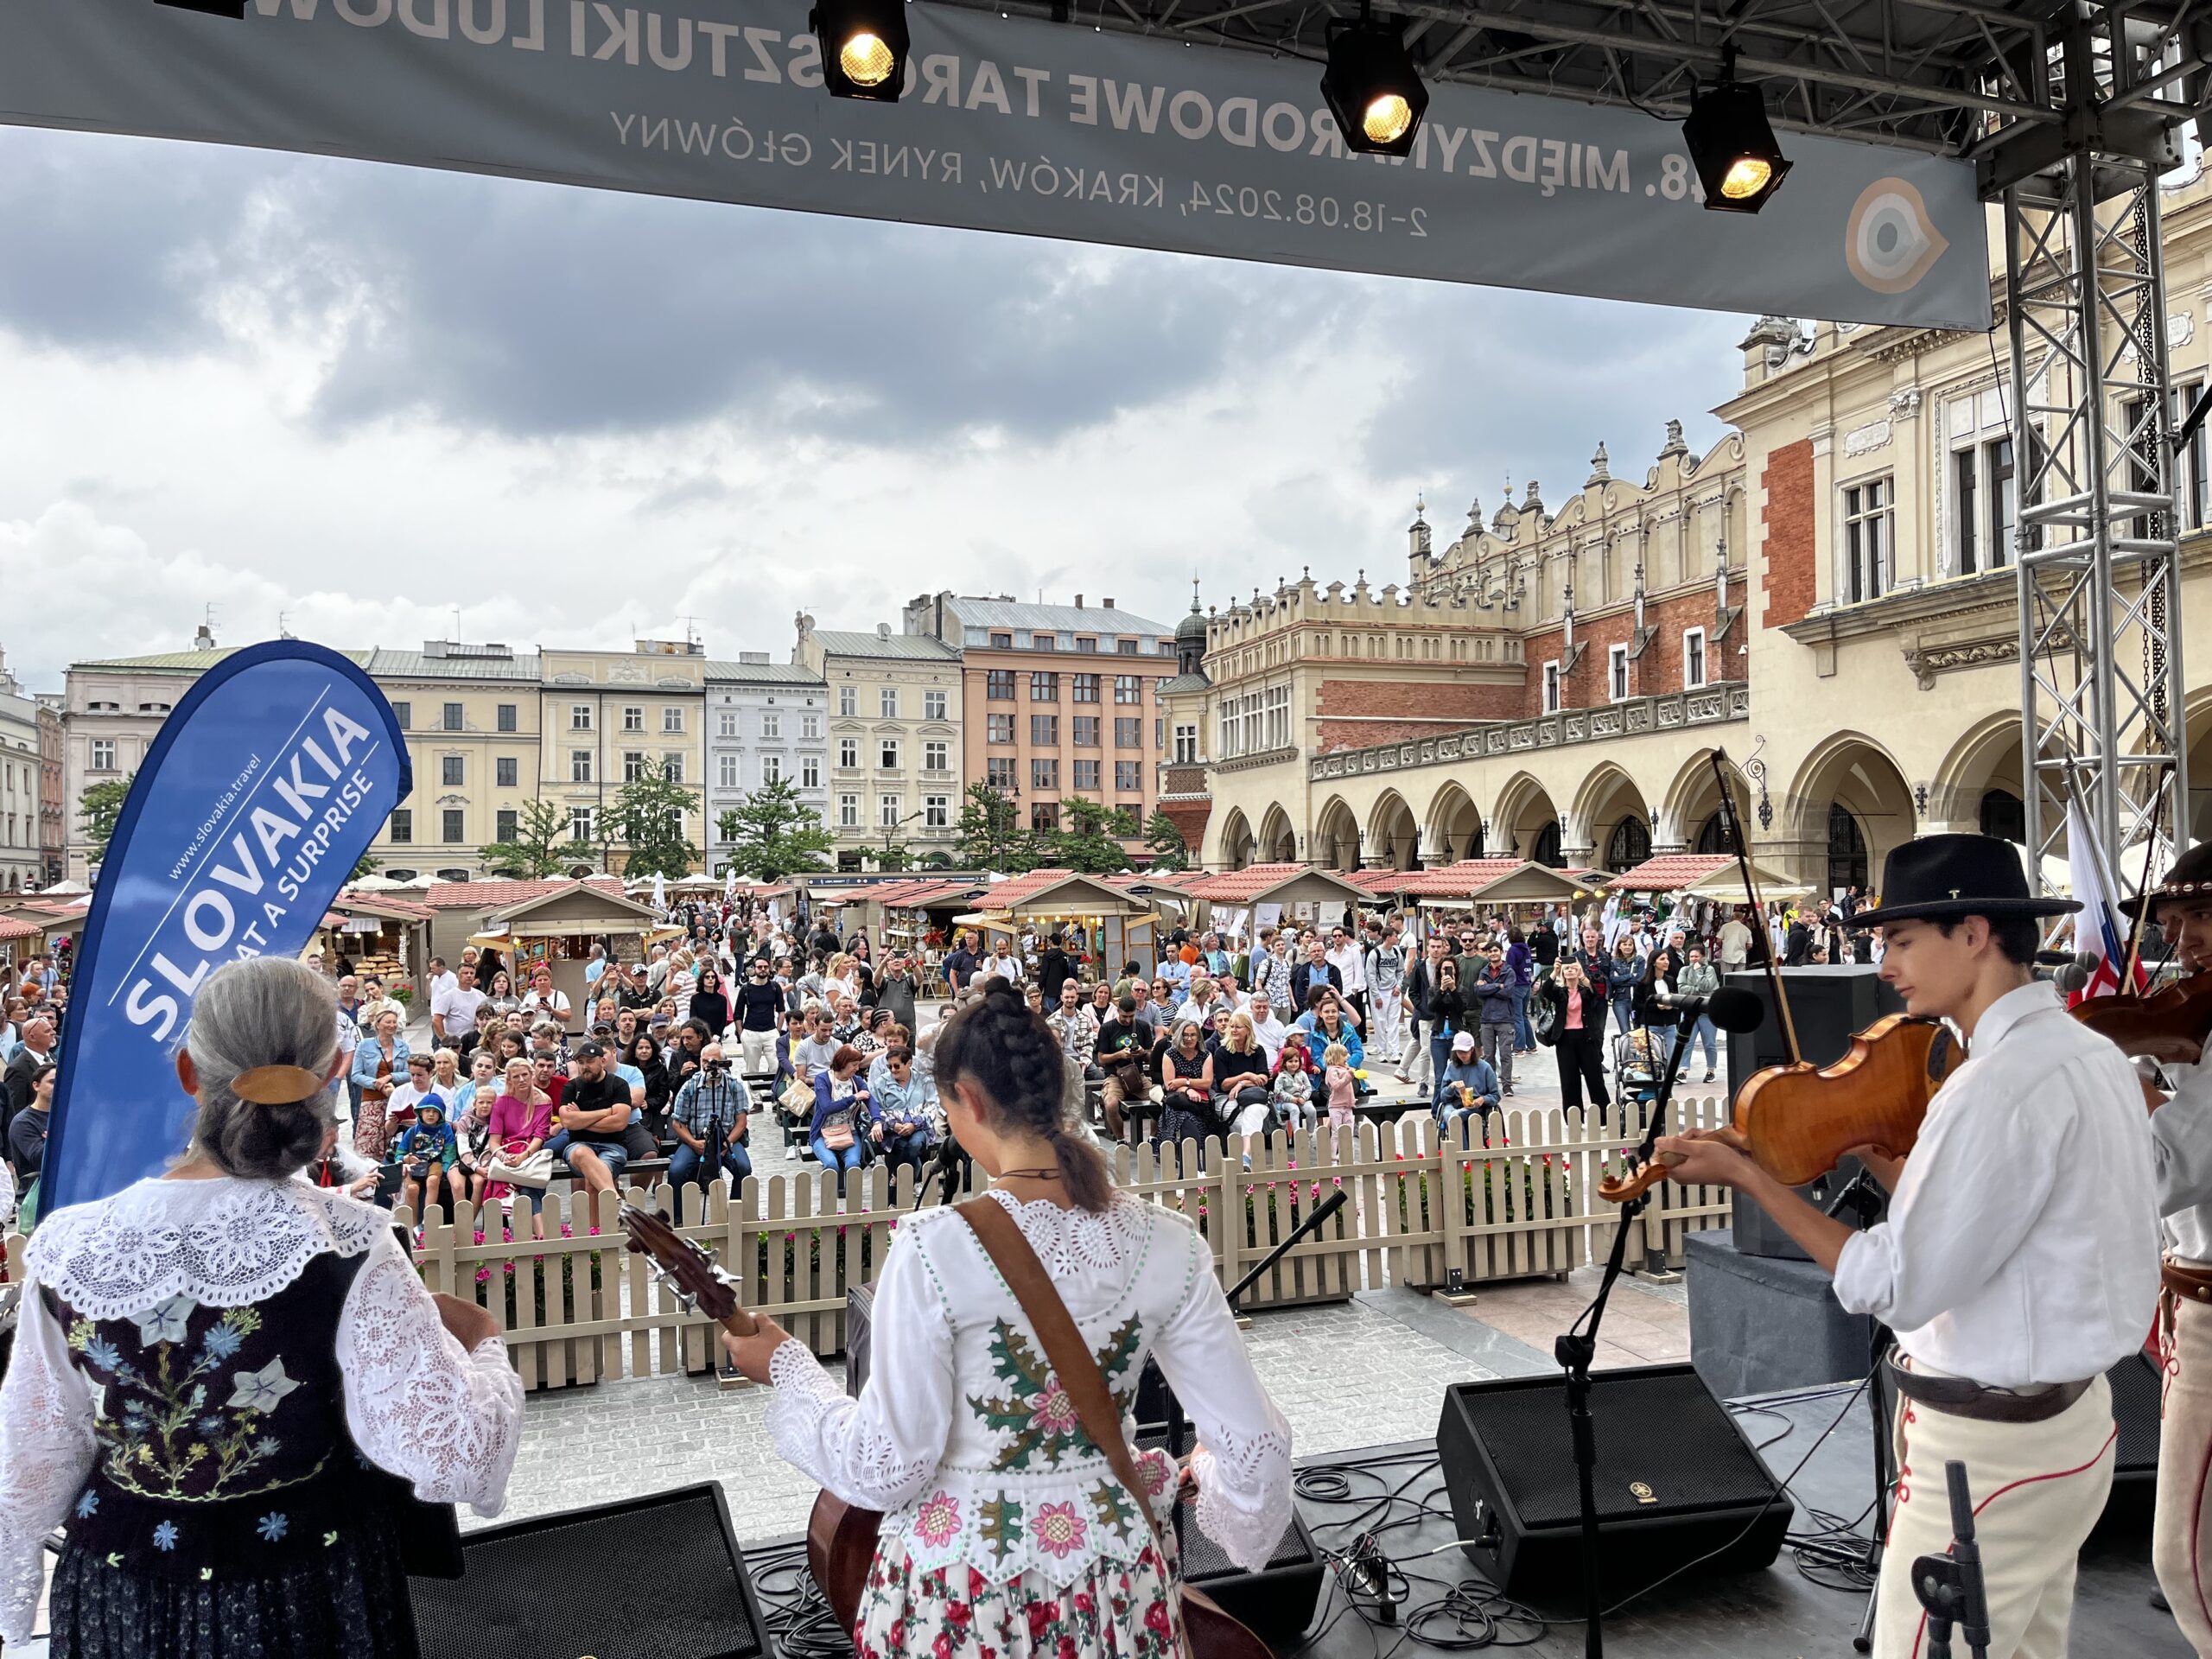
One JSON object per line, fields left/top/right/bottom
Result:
{"left": 1144, "top": 810, "right": 1191, "bottom": 872}
{"left": 954, "top": 783, "right": 1044, "bottom": 873}
{"left": 1050, "top": 799, "right": 1138, "bottom": 874}
{"left": 716, "top": 777, "right": 835, "bottom": 881}
{"left": 480, "top": 798, "right": 588, "bottom": 880}
{"left": 609, "top": 772, "right": 700, "bottom": 880}
{"left": 349, "top": 851, "right": 384, "bottom": 880}
{"left": 79, "top": 773, "right": 136, "bottom": 864}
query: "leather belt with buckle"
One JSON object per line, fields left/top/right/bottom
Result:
{"left": 1885, "top": 1357, "right": 2093, "bottom": 1425}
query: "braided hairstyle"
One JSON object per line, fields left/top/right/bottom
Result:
{"left": 935, "top": 978, "right": 1112, "bottom": 1212}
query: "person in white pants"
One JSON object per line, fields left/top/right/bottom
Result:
{"left": 2133, "top": 846, "right": 2212, "bottom": 1656}
{"left": 1658, "top": 834, "right": 2158, "bottom": 1659}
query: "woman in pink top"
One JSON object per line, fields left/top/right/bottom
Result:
{"left": 482, "top": 1057, "right": 556, "bottom": 1236}
{"left": 1537, "top": 960, "right": 1611, "bottom": 1122}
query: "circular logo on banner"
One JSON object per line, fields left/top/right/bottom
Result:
{"left": 1846, "top": 178, "right": 1951, "bottom": 295}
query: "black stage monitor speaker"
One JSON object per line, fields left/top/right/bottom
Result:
{"left": 410, "top": 1482, "right": 769, "bottom": 1659}
{"left": 1132, "top": 1417, "right": 1326, "bottom": 1643}
{"left": 2109, "top": 1346, "right": 2164, "bottom": 1500}
{"left": 1437, "top": 1364, "right": 1792, "bottom": 1604}
{"left": 1724, "top": 965, "right": 1908, "bottom": 1260}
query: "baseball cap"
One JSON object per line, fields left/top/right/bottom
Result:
{"left": 1452, "top": 1031, "right": 1476, "bottom": 1053}
{"left": 572, "top": 1039, "right": 607, "bottom": 1058}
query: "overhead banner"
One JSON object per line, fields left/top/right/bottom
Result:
{"left": 0, "top": 0, "right": 1990, "bottom": 328}
{"left": 42, "top": 642, "right": 410, "bottom": 1213}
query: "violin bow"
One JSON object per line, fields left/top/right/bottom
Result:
{"left": 1711, "top": 747, "right": 1802, "bottom": 1067}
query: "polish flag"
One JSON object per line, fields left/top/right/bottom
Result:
{"left": 2066, "top": 799, "right": 2146, "bottom": 1007}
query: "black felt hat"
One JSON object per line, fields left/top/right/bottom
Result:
{"left": 2120, "top": 840, "right": 2212, "bottom": 922}
{"left": 1849, "top": 833, "right": 2080, "bottom": 927}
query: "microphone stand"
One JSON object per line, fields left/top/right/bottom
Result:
{"left": 1823, "top": 1169, "right": 1897, "bottom": 1653}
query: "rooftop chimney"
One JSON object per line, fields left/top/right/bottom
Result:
{"left": 194, "top": 623, "right": 217, "bottom": 651}
{"left": 1074, "top": 594, "right": 1084, "bottom": 608}
{"left": 1103, "top": 598, "right": 1115, "bottom": 608}
{"left": 876, "top": 622, "right": 892, "bottom": 640}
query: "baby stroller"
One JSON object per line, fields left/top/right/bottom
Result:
{"left": 1611, "top": 1027, "right": 1668, "bottom": 1129}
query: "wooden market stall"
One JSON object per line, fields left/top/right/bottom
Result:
{"left": 859, "top": 878, "right": 988, "bottom": 979}
{"left": 1178, "top": 864, "right": 1373, "bottom": 942}
{"left": 318, "top": 890, "right": 435, "bottom": 989}
{"left": 1374, "top": 860, "right": 1605, "bottom": 940}
{"left": 957, "top": 868, "right": 1169, "bottom": 982}
{"left": 474, "top": 880, "right": 666, "bottom": 1033}
{"left": 1603, "top": 852, "right": 1812, "bottom": 903}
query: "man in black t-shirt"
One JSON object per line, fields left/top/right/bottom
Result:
{"left": 1092, "top": 996, "right": 1159, "bottom": 1141}
{"left": 551, "top": 1043, "right": 633, "bottom": 1194}
{"left": 733, "top": 960, "right": 785, "bottom": 1077}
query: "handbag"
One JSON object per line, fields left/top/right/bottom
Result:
{"left": 779, "top": 1077, "right": 816, "bottom": 1116}
{"left": 1531, "top": 990, "right": 1560, "bottom": 1047}
{"left": 484, "top": 1137, "right": 553, "bottom": 1189}
{"left": 820, "top": 1109, "right": 856, "bottom": 1152}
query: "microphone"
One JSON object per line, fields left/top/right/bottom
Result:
{"left": 1647, "top": 986, "right": 1766, "bottom": 1033}
{"left": 2041, "top": 950, "right": 2099, "bottom": 994}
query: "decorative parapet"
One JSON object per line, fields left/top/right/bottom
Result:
{"left": 1305, "top": 682, "right": 1748, "bottom": 782}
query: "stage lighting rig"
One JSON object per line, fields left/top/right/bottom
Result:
{"left": 1681, "top": 49, "right": 1791, "bottom": 213}
{"left": 811, "top": 0, "right": 909, "bottom": 101}
{"left": 1320, "top": 3, "right": 1427, "bottom": 157}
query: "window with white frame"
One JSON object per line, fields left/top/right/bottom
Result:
{"left": 880, "top": 687, "right": 899, "bottom": 718}
{"left": 1842, "top": 476, "right": 1892, "bottom": 603}
{"left": 1173, "top": 724, "right": 1198, "bottom": 765}
{"left": 2179, "top": 379, "right": 2209, "bottom": 530}
{"left": 839, "top": 794, "right": 860, "bottom": 828}
{"left": 91, "top": 740, "right": 116, "bottom": 771}
{"left": 718, "top": 754, "right": 738, "bottom": 788}
{"left": 924, "top": 690, "right": 947, "bottom": 720}
{"left": 880, "top": 739, "right": 899, "bottom": 770}
{"left": 761, "top": 712, "right": 779, "bottom": 739}
{"left": 761, "top": 754, "right": 782, "bottom": 785}
{"left": 662, "top": 753, "right": 684, "bottom": 785}
{"left": 924, "top": 793, "right": 950, "bottom": 829}
{"left": 879, "top": 793, "right": 903, "bottom": 829}
{"left": 570, "top": 704, "right": 593, "bottom": 730}
{"left": 802, "top": 713, "right": 820, "bottom": 740}
{"left": 569, "top": 806, "right": 594, "bottom": 842}
{"left": 622, "top": 705, "right": 644, "bottom": 732}
{"left": 1542, "top": 661, "right": 1561, "bottom": 714}
{"left": 1264, "top": 684, "right": 1292, "bottom": 751}
{"left": 839, "top": 738, "right": 859, "bottom": 769}
{"left": 571, "top": 750, "right": 593, "bottom": 783}
{"left": 1607, "top": 644, "right": 1630, "bottom": 702}
{"left": 1682, "top": 628, "right": 1707, "bottom": 690}
{"left": 624, "top": 751, "right": 647, "bottom": 783}
{"left": 802, "top": 756, "right": 820, "bottom": 789}
{"left": 924, "top": 740, "right": 949, "bottom": 771}
{"left": 718, "top": 710, "right": 737, "bottom": 738}
{"left": 838, "top": 685, "right": 857, "bottom": 717}
{"left": 662, "top": 706, "right": 683, "bottom": 734}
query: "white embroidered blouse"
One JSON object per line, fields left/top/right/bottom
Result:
{"left": 0, "top": 1175, "right": 525, "bottom": 1647}
{"left": 765, "top": 1188, "right": 1294, "bottom": 1588}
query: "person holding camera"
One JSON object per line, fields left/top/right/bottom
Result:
{"left": 669, "top": 1042, "right": 753, "bottom": 1224}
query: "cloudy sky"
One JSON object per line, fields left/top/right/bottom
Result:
{"left": 0, "top": 124, "right": 1749, "bottom": 690}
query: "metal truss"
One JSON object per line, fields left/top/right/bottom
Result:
{"left": 2005, "top": 12, "right": 2190, "bottom": 897}
{"left": 938, "top": 0, "right": 2209, "bottom": 160}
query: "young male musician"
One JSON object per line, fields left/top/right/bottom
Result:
{"left": 2124, "top": 841, "right": 2212, "bottom": 1655}
{"left": 1658, "top": 833, "right": 2159, "bottom": 1659}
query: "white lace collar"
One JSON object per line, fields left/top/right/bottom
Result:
{"left": 976, "top": 1187, "right": 1154, "bottom": 1280}
{"left": 24, "top": 1174, "right": 389, "bottom": 1320}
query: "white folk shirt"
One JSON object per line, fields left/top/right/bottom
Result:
{"left": 764, "top": 1189, "right": 1294, "bottom": 1587}
{"left": 2152, "top": 1051, "right": 2212, "bottom": 1264}
{"left": 1832, "top": 981, "right": 2159, "bottom": 1388}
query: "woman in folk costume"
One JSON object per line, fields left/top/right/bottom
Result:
{"left": 0, "top": 956, "right": 524, "bottom": 1658}
{"left": 723, "top": 979, "right": 1294, "bottom": 1658}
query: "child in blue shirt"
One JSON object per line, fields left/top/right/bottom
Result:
{"left": 393, "top": 1094, "right": 464, "bottom": 1214}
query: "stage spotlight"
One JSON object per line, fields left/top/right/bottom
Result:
{"left": 1681, "top": 54, "right": 1791, "bottom": 213}
{"left": 811, "top": 0, "right": 909, "bottom": 101}
{"left": 156, "top": 0, "right": 248, "bottom": 16}
{"left": 1320, "top": 5, "right": 1427, "bottom": 157}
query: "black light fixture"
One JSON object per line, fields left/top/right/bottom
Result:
{"left": 1681, "top": 48, "right": 1790, "bottom": 213}
{"left": 1320, "top": 3, "right": 1427, "bottom": 157}
{"left": 810, "top": 0, "right": 908, "bottom": 101}
{"left": 156, "top": 0, "right": 247, "bottom": 15}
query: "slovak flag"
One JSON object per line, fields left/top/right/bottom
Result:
{"left": 2066, "top": 798, "right": 2148, "bottom": 1007}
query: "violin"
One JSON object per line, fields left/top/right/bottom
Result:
{"left": 2070, "top": 970, "right": 2212, "bottom": 1066}
{"left": 1597, "top": 1014, "right": 1960, "bottom": 1203}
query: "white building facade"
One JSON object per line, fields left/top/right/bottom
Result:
{"left": 0, "top": 648, "right": 43, "bottom": 893}
{"left": 704, "top": 655, "right": 831, "bottom": 874}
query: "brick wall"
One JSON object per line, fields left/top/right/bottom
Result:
{"left": 1160, "top": 798, "right": 1211, "bottom": 851}
{"left": 1760, "top": 438, "right": 1817, "bottom": 629}
{"left": 1315, "top": 679, "right": 1522, "bottom": 753}
{"left": 1516, "top": 585, "right": 1731, "bottom": 715}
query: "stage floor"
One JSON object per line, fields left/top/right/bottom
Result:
{"left": 743, "top": 1388, "right": 2183, "bottom": 1659}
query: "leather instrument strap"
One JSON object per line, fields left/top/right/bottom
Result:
{"left": 956, "top": 1198, "right": 1167, "bottom": 1549}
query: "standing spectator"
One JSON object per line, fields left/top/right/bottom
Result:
{"left": 1470, "top": 944, "right": 1516, "bottom": 1097}
{"left": 520, "top": 964, "right": 572, "bottom": 1027}
{"left": 1252, "top": 928, "right": 1294, "bottom": 1015}
{"left": 425, "top": 955, "right": 458, "bottom": 1008}
{"left": 689, "top": 963, "right": 734, "bottom": 1037}
{"left": 6, "top": 1061, "right": 53, "bottom": 1179}
{"left": 1718, "top": 906, "right": 1754, "bottom": 976}
{"left": 1047, "top": 980, "right": 1100, "bottom": 1080}
{"left": 1327, "top": 925, "right": 1369, "bottom": 1032}
{"left": 941, "top": 930, "right": 980, "bottom": 995}
{"left": 874, "top": 956, "right": 919, "bottom": 1032}
{"left": 669, "top": 1042, "right": 753, "bottom": 1222}
{"left": 1676, "top": 945, "right": 1722, "bottom": 1084}
{"left": 432, "top": 961, "right": 487, "bottom": 1047}
{"left": 1539, "top": 961, "right": 1611, "bottom": 1122}
{"left": 3, "top": 1014, "right": 54, "bottom": 1139}
{"left": 1290, "top": 938, "right": 1341, "bottom": 1014}
{"left": 1528, "top": 915, "right": 1560, "bottom": 978}
{"left": 981, "top": 938, "right": 1023, "bottom": 985}
{"left": 1606, "top": 937, "right": 1643, "bottom": 1034}
{"left": 1321, "top": 1043, "right": 1357, "bottom": 1138}
{"left": 1399, "top": 936, "right": 1451, "bottom": 1093}
{"left": 1632, "top": 947, "right": 1684, "bottom": 1074}
{"left": 733, "top": 957, "right": 785, "bottom": 1077}
{"left": 347, "top": 1007, "right": 408, "bottom": 1159}
{"left": 584, "top": 943, "right": 608, "bottom": 988}
{"left": 1504, "top": 927, "right": 1535, "bottom": 1054}
{"left": 1037, "top": 933, "right": 1076, "bottom": 1006}
{"left": 1364, "top": 924, "right": 1407, "bottom": 1065}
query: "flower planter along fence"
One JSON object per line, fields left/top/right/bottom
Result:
{"left": 0, "top": 1098, "right": 1732, "bottom": 1395}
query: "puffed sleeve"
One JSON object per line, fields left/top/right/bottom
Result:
{"left": 2153, "top": 1058, "right": 2212, "bottom": 1217}
{"left": 336, "top": 1226, "right": 524, "bottom": 1518}
{"left": 0, "top": 1287, "right": 98, "bottom": 1649}
{"left": 763, "top": 1226, "right": 951, "bottom": 1513}
{"left": 1147, "top": 1226, "right": 1294, "bottom": 1572}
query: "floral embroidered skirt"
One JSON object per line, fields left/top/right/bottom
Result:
{"left": 853, "top": 1541, "right": 1184, "bottom": 1659}
{"left": 46, "top": 1525, "right": 420, "bottom": 1659}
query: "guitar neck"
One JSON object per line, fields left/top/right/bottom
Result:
{"left": 718, "top": 1306, "right": 760, "bottom": 1339}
